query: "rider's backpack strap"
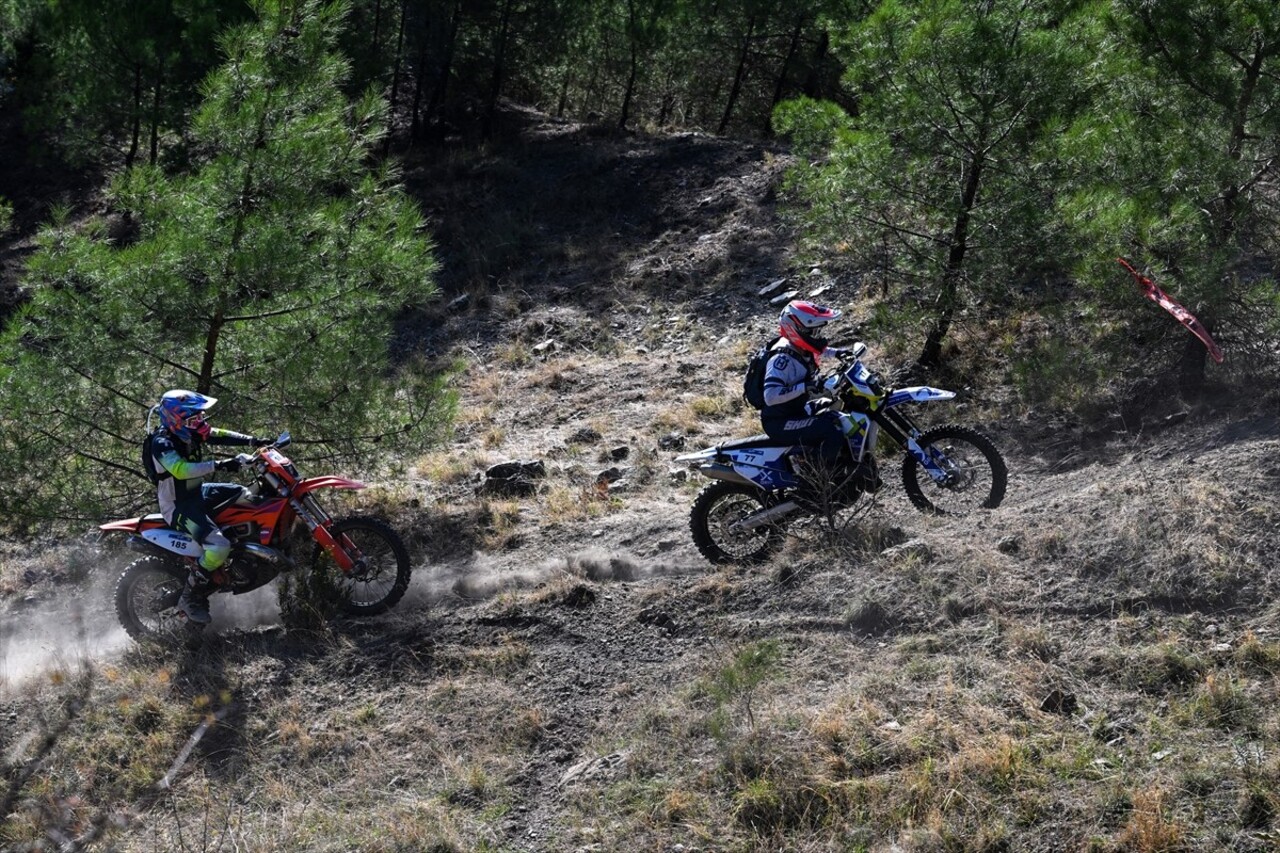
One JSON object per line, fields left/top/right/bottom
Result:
{"left": 141, "top": 432, "right": 169, "bottom": 485}
{"left": 743, "top": 336, "right": 780, "bottom": 411}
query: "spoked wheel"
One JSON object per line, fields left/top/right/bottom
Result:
{"left": 902, "top": 424, "right": 1008, "bottom": 515}
{"left": 114, "top": 555, "right": 191, "bottom": 641}
{"left": 689, "top": 482, "right": 786, "bottom": 565}
{"left": 313, "top": 517, "right": 412, "bottom": 616}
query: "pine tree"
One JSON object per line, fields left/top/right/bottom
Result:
{"left": 0, "top": 0, "right": 451, "bottom": 526}
{"left": 775, "top": 0, "right": 1088, "bottom": 368}
{"left": 1059, "top": 0, "right": 1280, "bottom": 393}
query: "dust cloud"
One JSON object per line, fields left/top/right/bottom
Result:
{"left": 404, "top": 546, "right": 701, "bottom": 605}
{"left": 0, "top": 573, "right": 283, "bottom": 694}
{"left": 1, "top": 546, "right": 698, "bottom": 690}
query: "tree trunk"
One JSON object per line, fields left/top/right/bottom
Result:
{"left": 198, "top": 313, "right": 225, "bottom": 395}
{"left": 556, "top": 65, "right": 572, "bottom": 117}
{"left": 657, "top": 88, "right": 674, "bottom": 126}
{"left": 802, "top": 29, "right": 829, "bottom": 98}
{"left": 918, "top": 153, "right": 985, "bottom": 368}
{"left": 1181, "top": 40, "right": 1268, "bottom": 394}
{"left": 409, "top": 10, "right": 430, "bottom": 141}
{"left": 717, "top": 15, "right": 756, "bottom": 135}
{"left": 427, "top": 1, "right": 462, "bottom": 127}
{"left": 389, "top": 0, "right": 409, "bottom": 116}
{"left": 148, "top": 57, "right": 164, "bottom": 166}
{"left": 371, "top": 0, "right": 384, "bottom": 64}
{"left": 484, "top": 0, "right": 515, "bottom": 138}
{"left": 126, "top": 62, "right": 143, "bottom": 168}
{"left": 1177, "top": 317, "right": 1213, "bottom": 396}
{"left": 619, "top": 13, "right": 640, "bottom": 129}
{"left": 765, "top": 17, "right": 805, "bottom": 136}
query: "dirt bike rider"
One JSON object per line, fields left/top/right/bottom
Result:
{"left": 143, "top": 390, "right": 270, "bottom": 624}
{"left": 761, "top": 300, "right": 872, "bottom": 502}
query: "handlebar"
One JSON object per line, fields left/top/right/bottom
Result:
{"left": 819, "top": 343, "right": 886, "bottom": 398}
{"left": 251, "top": 431, "right": 291, "bottom": 453}
{"left": 826, "top": 342, "right": 868, "bottom": 363}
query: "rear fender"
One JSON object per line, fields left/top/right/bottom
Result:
{"left": 100, "top": 515, "right": 167, "bottom": 534}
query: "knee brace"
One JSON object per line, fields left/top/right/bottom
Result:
{"left": 198, "top": 529, "right": 232, "bottom": 571}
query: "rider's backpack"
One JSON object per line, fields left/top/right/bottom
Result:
{"left": 743, "top": 337, "right": 781, "bottom": 411}
{"left": 141, "top": 432, "right": 166, "bottom": 485}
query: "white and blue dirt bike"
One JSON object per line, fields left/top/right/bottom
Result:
{"left": 676, "top": 344, "right": 1007, "bottom": 564}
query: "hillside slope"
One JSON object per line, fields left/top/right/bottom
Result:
{"left": 3, "top": 110, "right": 1280, "bottom": 852}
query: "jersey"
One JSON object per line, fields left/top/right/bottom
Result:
{"left": 760, "top": 340, "right": 817, "bottom": 419}
{"left": 146, "top": 427, "right": 256, "bottom": 523}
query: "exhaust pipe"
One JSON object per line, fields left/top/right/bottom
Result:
{"left": 697, "top": 463, "right": 757, "bottom": 487}
{"left": 237, "top": 542, "right": 295, "bottom": 569}
{"left": 730, "top": 500, "right": 800, "bottom": 532}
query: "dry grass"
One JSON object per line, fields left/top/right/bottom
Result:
{"left": 541, "top": 481, "right": 620, "bottom": 524}
{"left": 650, "top": 392, "right": 741, "bottom": 435}
{"left": 415, "top": 448, "right": 491, "bottom": 485}
{"left": 7, "top": 141, "right": 1280, "bottom": 851}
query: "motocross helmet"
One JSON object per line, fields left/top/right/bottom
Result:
{"left": 158, "top": 389, "right": 216, "bottom": 442}
{"left": 779, "top": 300, "right": 842, "bottom": 358}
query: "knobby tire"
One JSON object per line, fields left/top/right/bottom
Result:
{"left": 689, "top": 481, "right": 784, "bottom": 565}
{"left": 901, "top": 424, "right": 1007, "bottom": 514}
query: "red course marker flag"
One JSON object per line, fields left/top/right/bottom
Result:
{"left": 1117, "top": 257, "right": 1224, "bottom": 364}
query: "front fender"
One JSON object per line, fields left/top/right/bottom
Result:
{"left": 294, "top": 476, "right": 367, "bottom": 498}
{"left": 885, "top": 386, "right": 957, "bottom": 408}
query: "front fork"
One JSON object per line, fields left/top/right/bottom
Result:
{"left": 872, "top": 408, "right": 953, "bottom": 483}
{"left": 289, "top": 494, "right": 359, "bottom": 572}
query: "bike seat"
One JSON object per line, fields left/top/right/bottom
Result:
{"left": 717, "top": 434, "right": 781, "bottom": 451}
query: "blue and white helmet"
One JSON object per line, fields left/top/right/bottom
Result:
{"left": 157, "top": 389, "right": 216, "bottom": 442}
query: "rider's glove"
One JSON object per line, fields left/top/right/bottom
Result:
{"left": 804, "top": 397, "right": 832, "bottom": 416}
{"left": 217, "top": 453, "right": 254, "bottom": 473}
{"left": 253, "top": 436, "right": 273, "bottom": 447}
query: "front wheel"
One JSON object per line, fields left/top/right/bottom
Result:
{"left": 902, "top": 425, "right": 1007, "bottom": 515}
{"left": 312, "top": 517, "right": 412, "bottom": 616}
{"left": 690, "top": 482, "right": 785, "bottom": 565}
{"left": 114, "top": 555, "right": 189, "bottom": 641}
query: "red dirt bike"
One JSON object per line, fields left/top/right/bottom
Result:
{"left": 100, "top": 433, "right": 411, "bottom": 641}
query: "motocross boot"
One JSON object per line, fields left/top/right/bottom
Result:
{"left": 177, "top": 566, "right": 214, "bottom": 625}
{"left": 842, "top": 457, "right": 881, "bottom": 497}
{"left": 791, "top": 455, "right": 837, "bottom": 512}
{"left": 827, "top": 457, "right": 881, "bottom": 506}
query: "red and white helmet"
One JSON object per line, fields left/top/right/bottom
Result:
{"left": 779, "top": 300, "right": 842, "bottom": 357}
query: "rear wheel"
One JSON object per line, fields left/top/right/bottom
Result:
{"left": 902, "top": 425, "right": 1007, "bottom": 514}
{"left": 689, "top": 482, "right": 785, "bottom": 565}
{"left": 114, "top": 555, "right": 189, "bottom": 641}
{"left": 313, "top": 517, "right": 412, "bottom": 616}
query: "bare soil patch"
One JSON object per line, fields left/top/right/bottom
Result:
{"left": 4, "top": 107, "right": 1279, "bottom": 851}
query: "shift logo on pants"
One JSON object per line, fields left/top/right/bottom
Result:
{"left": 784, "top": 418, "right": 815, "bottom": 430}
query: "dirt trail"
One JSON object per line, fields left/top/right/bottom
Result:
{"left": 4, "top": 108, "right": 1279, "bottom": 851}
